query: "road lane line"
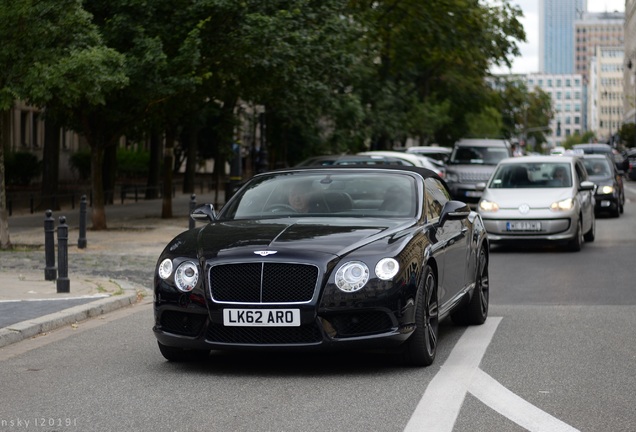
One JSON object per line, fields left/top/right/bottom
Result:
{"left": 403, "top": 317, "right": 502, "bottom": 432}
{"left": 469, "top": 369, "right": 580, "bottom": 432}
{"left": 404, "top": 316, "right": 580, "bottom": 432}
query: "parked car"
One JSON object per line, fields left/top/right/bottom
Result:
{"left": 295, "top": 154, "right": 412, "bottom": 167}
{"left": 477, "top": 155, "right": 596, "bottom": 251}
{"left": 581, "top": 154, "right": 624, "bottom": 217}
{"left": 153, "top": 166, "right": 489, "bottom": 367}
{"left": 444, "top": 139, "right": 513, "bottom": 203}
{"left": 357, "top": 150, "right": 445, "bottom": 177}
{"left": 405, "top": 145, "right": 452, "bottom": 164}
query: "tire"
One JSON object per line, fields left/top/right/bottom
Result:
{"left": 451, "top": 246, "right": 489, "bottom": 326}
{"left": 400, "top": 266, "right": 438, "bottom": 367}
{"left": 583, "top": 212, "right": 595, "bottom": 242}
{"left": 567, "top": 218, "right": 583, "bottom": 252}
{"left": 158, "top": 341, "right": 209, "bottom": 362}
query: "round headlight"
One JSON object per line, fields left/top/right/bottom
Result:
{"left": 174, "top": 261, "right": 199, "bottom": 292}
{"left": 375, "top": 258, "right": 399, "bottom": 280}
{"left": 158, "top": 258, "right": 173, "bottom": 279}
{"left": 335, "top": 261, "right": 369, "bottom": 292}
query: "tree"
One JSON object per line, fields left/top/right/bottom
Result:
{"left": 0, "top": 0, "right": 115, "bottom": 247}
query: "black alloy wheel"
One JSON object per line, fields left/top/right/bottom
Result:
{"left": 401, "top": 265, "right": 439, "bottom": 367}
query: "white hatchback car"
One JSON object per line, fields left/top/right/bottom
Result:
{"left": 477, "top": 155, "right": 596, "bottom": 251}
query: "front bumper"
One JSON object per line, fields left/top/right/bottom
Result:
{"left": 481, "top": 213, "right": 576, "bottom": 242}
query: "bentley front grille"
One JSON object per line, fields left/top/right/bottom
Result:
{"left": 209, "top": 263, "right": 319, "bottom": 303}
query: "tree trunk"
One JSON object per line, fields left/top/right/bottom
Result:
{"left": 39, "top": 117, "right": 60, "bottom": 211}
{"left": 90, "top": 141, "right": 107, "bottom": 230}
{"left": 161, "top": 128, "right": 174, "bottom": 218}
{"left": 103, "top": 144, "right": 117, "bottom": 205}
{"left": 146, "top": 131, "right": 161, "bottom": 199}
{"left": 182, "top": 125, "right": 198, "bottom": 194}
{"left": 0, "top": 109, "right": 11, "bottom": 249}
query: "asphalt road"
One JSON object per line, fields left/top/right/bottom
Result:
{"left": 0, "top": 184, "right": 635, "bottom": 431}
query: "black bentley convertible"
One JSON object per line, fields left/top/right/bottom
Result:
{"left": 153, "top": 166, "right": 489, "bottom": 366}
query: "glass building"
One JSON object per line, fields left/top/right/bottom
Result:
{"left": 540, "top": 0, "right": 586, "bottom": 74}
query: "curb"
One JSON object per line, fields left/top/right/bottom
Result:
{"left": 0, "top": 281, "right": 149, "bottom": 349}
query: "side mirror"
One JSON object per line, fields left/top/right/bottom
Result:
{"left": 191, "top": 204, "right": 217, "bottom": 223}
{"left": 579, "top": 180, "right": 595, "bottom": 192}
{"left": 475, "top": 182, "right": 487, "bottom": 192}
{"left": 438, "top": 200, "right": 471, "bottom": 226}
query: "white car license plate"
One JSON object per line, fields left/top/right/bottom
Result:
{"left": 223, "top": 309, "right": 300, "bottom": 327}
{"left": 506, "top": 221, "right": 541, "bottom": 231}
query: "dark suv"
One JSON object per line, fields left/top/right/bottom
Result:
{"left": 444, "top": 139, "right": 512, "bottom": 203}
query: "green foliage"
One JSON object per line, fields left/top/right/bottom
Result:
{"left": 561, "top": 131, "right": 596, "bottom": 149}
{"left": 465, "top": 106, "right": 504, "bottom": 138}
{"left": 68, "top": 151, "right": 91, "bottom": 181}
{"left": 117, "top": 148, "right": 150, "bottom": 178}
{"left": 618, "top": 123, "right": 636, "bottom": 148}
{"left": 5, "top": 152, "right": 41, "bottom": 185}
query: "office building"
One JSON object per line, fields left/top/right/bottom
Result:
{"left": 540, "top": 0, "right": 586, "bottom": 74}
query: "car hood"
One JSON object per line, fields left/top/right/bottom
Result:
{"left": 588, "top": 174, "right": 613, "bottom": 185}
{"left": 194, "top": 218, "right": 411, "bottom": 260}
{"left": 483, "top": 188, "right": 573, "bottom": 208}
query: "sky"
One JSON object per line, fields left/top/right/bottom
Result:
{"left": 491, "top": 0, "right": 626, "bottom": 74}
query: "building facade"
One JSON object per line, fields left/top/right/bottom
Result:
{"left": 624, "top": 0, "right": 636, "bottom": 129}
{"left": 540, "top": 0, "right": 586, "bottom": 74}
{"left": 588, "top": 46, "right": 624, "bottom": 144}
{"left": 575, "top": 11, "right": 625, "bottom": 84}
{"left": 526, "top": 73, "right": 584, "bottom": 148}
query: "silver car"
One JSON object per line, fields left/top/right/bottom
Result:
{"left": 477, "top": 155, "right": 596, "bottom": 251}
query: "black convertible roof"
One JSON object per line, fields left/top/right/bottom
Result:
{"left": 265, "top": 163, "right": 442, "bottom": 180}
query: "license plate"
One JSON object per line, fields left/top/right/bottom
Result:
{"left": 223, "top": 309, "right": 300, "bottom": 327}
{"left": 506, "top": 221, "right": 541, "bottom": 231}
{"left": 465, "top": 191, "right": 482, "bottom": 197}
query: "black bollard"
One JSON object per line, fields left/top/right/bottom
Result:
{"left": 44, "top": 210, "right": 57, "bottom": 281}
{"left": 189, "top": 194, "right": 196, "bottom": 229}
{"left": 78, "top": 195, "right": 87, "bottom": 249}
{"left": 56, "top": 216, "right": 70, "bottom": 293}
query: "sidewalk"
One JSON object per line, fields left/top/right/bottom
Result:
{"left": 0, "top": 191, "right": 221, "bottom": 348}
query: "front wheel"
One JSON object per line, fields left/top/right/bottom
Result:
{"left": 567, "top": 218, "right": 583, "bottom": 252}
{"left": 583, "top": 212, "right": 595, "bottom": 242}
{"left": 400, "top": 265, "right": 438, "bottom": 367}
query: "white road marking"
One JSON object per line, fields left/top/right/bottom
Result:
{"left": 469, "top": 369, "right": 579, "bottom": 432}
{"left": 404, "top": 317, "right": 580, "bottom": 432}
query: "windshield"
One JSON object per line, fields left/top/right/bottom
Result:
{"left": 488, "top": 162, "right": 572, "bottom": 188}
{"left": 450, "top": 146, "right": 509, "bottom": 165}
{"left": 220, "top": 171, "right": 418, "bottom": 220}
{"left": 582, "top": 158, "right": 611, "bottom": 178}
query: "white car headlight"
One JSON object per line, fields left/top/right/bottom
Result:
{"left": 375, "top": 258, "right": 399, "bottom": 280}
{"left": 550, "top": 198, "right": 574, "bottom": 211}
{"left": 600, "top": 185, "right": 614, "bottom": 194}
{"left": 335, "top": 261, "right": 369, "bottom": 292}
{"left": 479, "top": 199, "right": 499, "bottom": 212}
{"left": 158, "top": 258, "right": 173, "bottom": 279}
{"left": 174, "top": 261, "right": 199, "bottom": 292}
